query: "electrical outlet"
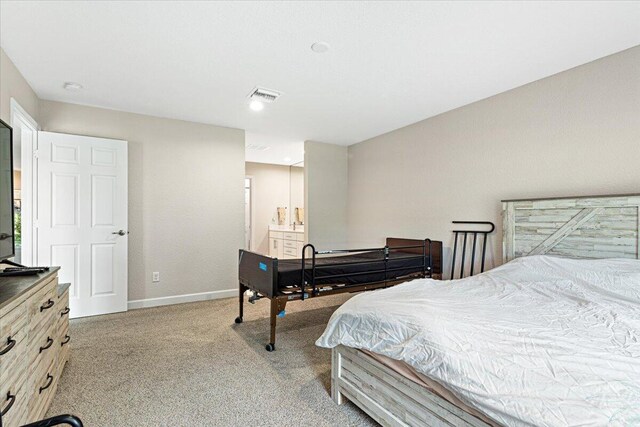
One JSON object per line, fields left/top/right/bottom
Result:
{"left": 152, "top": 272, "right": 160, "bottom": 283}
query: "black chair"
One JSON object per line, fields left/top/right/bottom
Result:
{"left": 1, "top": 414, "right": 83, "bottom": 427}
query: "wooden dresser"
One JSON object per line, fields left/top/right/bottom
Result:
{"left": 0, "top": 269, "right": 70, "bottom": 427}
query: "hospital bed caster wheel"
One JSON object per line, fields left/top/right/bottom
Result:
{"left": 265, "top": 343, "right": 275, "bottom": 352}
{"left": 235, "top": 316, "right": 243, "bottom": 324}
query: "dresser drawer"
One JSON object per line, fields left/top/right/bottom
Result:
{"left": 283, "top": 232, "right": 296, "bottom": 241}
{"left": 283, "top": 239, "right": 297, "bottom": 249}
{"left": 28, "top": 321, "right": 56, "bottom": 367}
{"left": 57, "top": 322, "right": 71, "bottom": 378}
{"left": 283, "top": 247, "right": 297, "bottom": 257}
{"left": 56, "top": 289, "right": 70, "bottom": 331}
{"left": 0, "top": 301, "right": 28, "bottom": 379}
{"left": 269, "top": 231, "right": 284, "bottom": 239}
{"left": 0, "top": 378, "right": 29, "bottom": 427}
{"left": 28, "top": 353, "right": 57, "bottom": 423}
{"left": 28, "top": 277, "right": 58, "bottom": 335}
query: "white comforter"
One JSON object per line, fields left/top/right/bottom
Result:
{"left": 316, "top": 255, "right": 640, "bottom": 426}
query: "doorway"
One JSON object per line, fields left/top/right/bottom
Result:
{"left": 245, "top": 177, "right": 252, "bottom": 250}
{"left": 10, "top": 99, "right": 38, "bottom": 265}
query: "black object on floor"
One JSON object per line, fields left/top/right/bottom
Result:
{"left": 13, "top": 414, "right": 83, "bottom": 427}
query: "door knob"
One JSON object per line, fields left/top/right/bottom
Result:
{"left": 112, "top": 230, "right": 129, "bottom": 236}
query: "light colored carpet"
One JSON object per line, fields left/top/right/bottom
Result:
{"left": 47, "top": 293, "right": 377, "bottom": 427}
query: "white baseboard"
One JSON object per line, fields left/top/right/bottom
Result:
{"left": 128, "top": 288, "right": 236, "bottom": 310}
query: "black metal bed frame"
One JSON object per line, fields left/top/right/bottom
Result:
{"left": 450, "top": 221, "right": 495, "bottom": 279}
{"left": 237, "top": 238, "right": 442, "bottom": 351}
{"left": 298, "top": 240, "right": 434, "bottom": 301}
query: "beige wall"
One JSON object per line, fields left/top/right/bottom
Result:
{"left": 39, "top": 100, "right": 245, "bottom": 301}
{"left": 348, "top": 46, "right": 640, "bottom": 275}
{"left": 290, "top": 165, "right": 304, "bottom": 222}
{"left": 0, "top": 48, "right": 39, "bottom": 124}
{"left": 305, "top": 141, "right": 348, "bottom": 250}
{"left": 245, "top": 162, "right": 304, "bottom": 255}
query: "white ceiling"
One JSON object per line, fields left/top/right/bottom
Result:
{"left": 1, "top": 1, "right": 639, "bottom": 147}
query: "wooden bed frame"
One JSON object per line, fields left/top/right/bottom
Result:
{"left": 331, "top": 345, "right": 490, "bottom": 427}
{"left": 330, "top": 194, "right": 640, "bottom": 427}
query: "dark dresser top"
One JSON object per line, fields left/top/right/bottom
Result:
{"left": 57, "top": 282, "right": 71, "bottom": 296}
{"left": 0, "top": 267, "right": 60, "bottom": 312}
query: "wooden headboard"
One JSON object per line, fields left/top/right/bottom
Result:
{"left": 503, "top": 194, "right": 640, "bottom": 262}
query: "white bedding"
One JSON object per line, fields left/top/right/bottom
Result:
{"left": 316, "top": 255, "right": 640, "bottom": 426}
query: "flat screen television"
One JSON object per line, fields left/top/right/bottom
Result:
{"left": 0, "top": 118, "right": 15, "bottom": 261}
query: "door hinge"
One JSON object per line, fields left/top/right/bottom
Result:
{"left": 33, "top": 150, "right": 39, "bottom": 158}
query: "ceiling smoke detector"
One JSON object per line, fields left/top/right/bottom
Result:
{"left": 248, "top": 87, "right": 282, "bottom": 104}
{"left": 63, "top": 82, "right": 83, "bottom": 91}
{"left": 311, "top": 42, "right": 330, "bottom": 53}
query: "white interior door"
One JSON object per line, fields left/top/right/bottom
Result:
{"left": 37, "top": 132, "right": 128, "bottom": 318}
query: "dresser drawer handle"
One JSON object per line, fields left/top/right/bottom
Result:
{"left": 61, "top": 334, "right": 71, "bottom": 346}
{"left": 39, "top": 374, "right": 54, "bottom": 394}
{"left": 39, "top": 336, "right": 54, "bottom": 353}
{"left": 61, "top": 307, "right": 70, "bottom": 316}
{"left": 40, "top": 299, "right": 54, "bottom": 311}
{"left": 0, "top": 392, "right": 15, "bottom": 417}
{"left": 0, "top": 336, "right": 16, "bottom": 355}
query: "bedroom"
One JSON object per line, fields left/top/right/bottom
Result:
{"left": 0, "top": 1, "right": 639, "bottom": 426}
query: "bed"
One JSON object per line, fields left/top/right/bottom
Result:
{"left": 236, "top": 237, "right": 443, "bottom": 351}
{"left": 318, "top": 194, "right": 640, "bottom": 427}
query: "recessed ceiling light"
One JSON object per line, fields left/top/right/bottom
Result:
{"left": 249, "top": 100, "right": 264, "bottom": 111}
{"left": 311, "top": 42, "right": 330, "bottom": 53}
{"left": 63, "top": 82, "right": 83, "bottom": 91}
